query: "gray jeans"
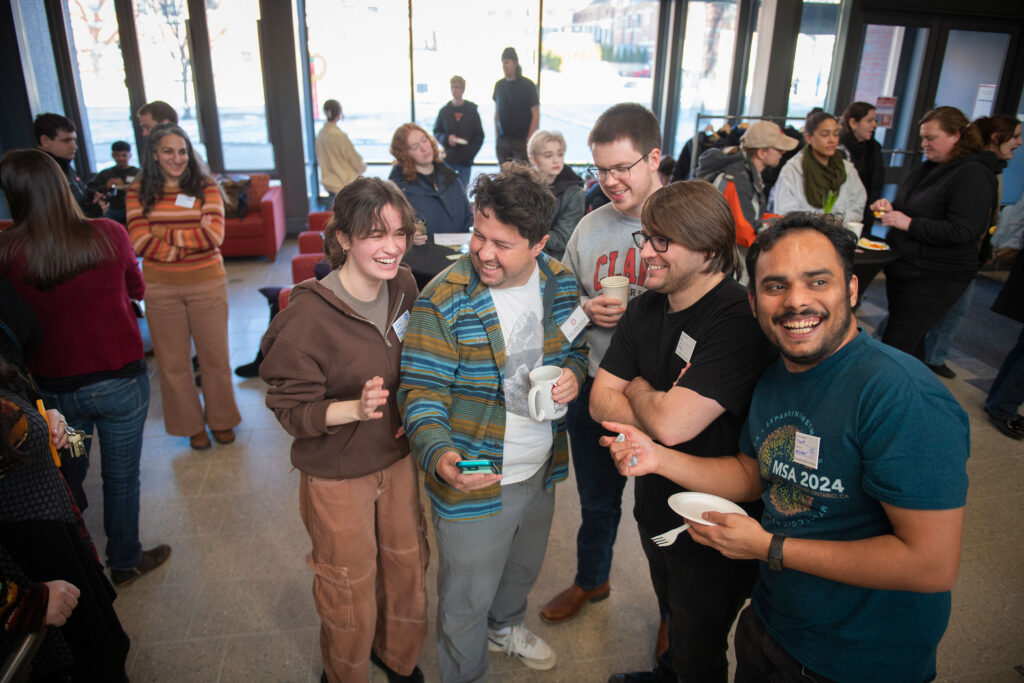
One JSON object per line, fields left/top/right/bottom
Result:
{"left": 432, "top": 464, "right": 556, "bottom": 683}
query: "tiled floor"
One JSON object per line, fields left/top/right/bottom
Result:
{"left": 80, "top": 239, "right": 1023, "bottom": 682}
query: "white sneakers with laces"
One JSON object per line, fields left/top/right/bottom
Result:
{"left": 487, "top": 624, "right": 557, "bottom": 670}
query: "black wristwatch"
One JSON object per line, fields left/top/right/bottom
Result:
{"left": 768, "top": 534, "right": 785, "bottom": 571}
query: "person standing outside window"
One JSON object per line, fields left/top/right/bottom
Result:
{"left": 493, "top": 48, "right": 539, "bottom": 163}
{"left": 316, "top": 99, "right": 366, "bottom": 206}
{"left": 434, "top": 75, "right": 485, "bottom": 189}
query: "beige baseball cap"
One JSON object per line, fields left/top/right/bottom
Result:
{"left": 740, "top": 121, "right": 798, "bottom": 151}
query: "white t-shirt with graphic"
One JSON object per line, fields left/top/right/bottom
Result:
{"left": 489, "top": 266, "right": 553, "bottom": 485}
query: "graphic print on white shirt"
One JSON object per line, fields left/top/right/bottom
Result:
{"left": 489, "top": 266, "right": 554, "bottom": 484}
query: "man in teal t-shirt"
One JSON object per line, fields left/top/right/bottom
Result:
{"left": 599, "top": 212, "right": 968, "bottom": 682}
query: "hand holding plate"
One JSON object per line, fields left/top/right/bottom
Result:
{"left": 687, "top": 511, "right": 772, "bottom": 561}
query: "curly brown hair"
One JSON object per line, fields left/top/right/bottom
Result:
{"left": 390, "top": 123, "right": 440, "bottom": 183}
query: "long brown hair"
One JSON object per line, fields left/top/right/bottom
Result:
{"left": 973, "top": 114, "right": 1021, "bottom": 149}
{"left": 920, "top": 106, "right": 984, "bottom": 160}
{"left": 136, "top": 123, "right": 215, "bottom": 215}
{"left": 390, "top": 123, "right": 439, "bottom": 182}
{"left": 0, "top": 149, "right": 113, "bottom": 290}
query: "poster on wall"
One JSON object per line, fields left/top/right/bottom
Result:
{"left": 971, "top": 84, "right": 997, "bottom": 120}
{"left": 875, "top": 96, "right": 897, "bottom": 127}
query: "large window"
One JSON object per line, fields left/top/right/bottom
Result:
{"left": 674, "top": 1, "right": 738, "bottom": 153}
{"left": 133, "top": 0, "right": 205, "bottom": 157}
{"left": 305, "top": 1, "right": 412, "bottom": 165}
{"left": 541, "top": 0, "right": 660, "bottom": 163}
{"left": 68, "top": 0, "right": 131, "bottom": 172}
{"left": 205, "top": 0, "right": 274, "bottom": 169}
{"left": 787, "top": 0, "right": 841, "bottom": 118}
{"left": 412, "top": 2, "right": 539, "bottom": 165}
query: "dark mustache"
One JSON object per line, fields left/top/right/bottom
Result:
{"left": 772, "top": 309, "right": 829, "bottom": 325}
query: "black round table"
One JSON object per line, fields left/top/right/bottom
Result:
{"left": 404, "top": 237, "right": 466, "bottom": 290}
{"left": 853, "top": 247, "right": 899, "bottom": 308}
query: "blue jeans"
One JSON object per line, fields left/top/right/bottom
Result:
{"left": 566, "top": 377, "right": 626, "bottom": 590}
{"left": 40, "top": 373, "right": 150, "bottom": 571}
{"left": 986, "top": 326, "right": 1024, "bottom": 420}
{"left": 447, "top": 164, "right": 472, "bottom": 190}
{"left": 924, "top": 280, "right": 975, "bottom": 366}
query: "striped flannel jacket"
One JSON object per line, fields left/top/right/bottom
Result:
{"left": 398, "top": 253, "right": 588, "bottom": 521}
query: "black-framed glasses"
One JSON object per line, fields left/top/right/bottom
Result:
{"left": 587, "top": 154, "right": 648, "bottom": 180}
{"left": 632, "top": 231, "right": 670, "bottom": 252}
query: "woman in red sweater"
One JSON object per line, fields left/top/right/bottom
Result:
{"left": 0, "top": 149, "right": 169, "bottom": 586}
{"left": 127, "top": 124, "right": 240, "bottom": 449}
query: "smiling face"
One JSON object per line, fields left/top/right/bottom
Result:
{"left": 113, "top": 150, "right": 132, "bottom": 168}
{"left": 639, "top": 230, "right": 711, "bottom": 301}
{"left": 750, "top": 229, "right": 859, "bottom": 372}
{"left": 920, "top": 120, "right": 960, "bottom": 163}
{"left": 994, "top": 123, "right": 1023, "bottom": 161}
{"left": 805, "top": 118, "right": 841, "bottom": 163}
{"left": 469, "top": 208, "right": 547, "bottom": 288}
{"left": 39, "top": 129, "right": 78, "bottom": 160}
{"left": 338, "top": 203, "right": 410, "bottom": 290}
{"left": 154, "top": 134, "right": 189, "bottom": 182}
{"left": 849, "top": 109, "right": 878, "bottom": 142}
{"left": 406, "top": 129, "right": 435, "bottom": 169}
{"left": 590, "top": 138, "right": 661, "bottom": 218}
{"left": 531, "top": 140, "right": 565, "bottom": 183}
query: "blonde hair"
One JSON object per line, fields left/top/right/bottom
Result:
{"left": 450, "top": 75, "right": 466, "bottom": 88}
{"left": 528, "top": 130, "right": 566, "bottom": 161}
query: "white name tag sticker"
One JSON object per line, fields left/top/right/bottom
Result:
{"left": 674, "top": 331, "right": 697, "bottom": 363}
{"left": 793, "top": 431, "right": 821, "bottom": 470}
{"left": 174, "top": 194, "right": 197, "bottom": 209}
{"left": 560, "top": 305, "right": 588, "bottom": 342}
{"left": 392, "top": 310, "right": 410, "bottom": 342}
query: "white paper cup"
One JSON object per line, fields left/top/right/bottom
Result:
{"left": 527, "top": 365, "right": 568, "bottom": 422}
{"left": 600, "top": 275, "right": 630, "bottom": 307}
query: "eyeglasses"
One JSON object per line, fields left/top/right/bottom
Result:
{"left": 587, "top": 154, "right": 648, "bottom": 180}
{"left": 631, "top": 231, "right": 671, "bottom": 253}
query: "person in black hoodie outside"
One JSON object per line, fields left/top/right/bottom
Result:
{"left": 528, "top": 130, "right": 584, "bottom": 261}
{"left": 33, "top": 114, "right": 101, "bottom": 218}
{"left": 839, "top": 102, "right": 884, "bottom": 231}
{"left": 871, "top": 106, "right": 999, "bottom": 360}
{"left": 389, "top": 123, "right": 472, "bottom": 236}
{"left": 433, "top": 75, "right": 485, "bottom": 190}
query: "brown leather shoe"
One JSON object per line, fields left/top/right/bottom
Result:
{"left": 212, "top": 428, "right": 235, "bottom": 444}
{"left": 655, "top": 617, "right": 669, "bottom": 659}
{"left": 190, "top": 431, "right": 211, "bottom": 450}
{"left": 540, "top": 581, "right": 610, "bottom": 623}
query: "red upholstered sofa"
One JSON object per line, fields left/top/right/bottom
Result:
{"left": 219, "top": 174, "right": 286, "bottom": 262}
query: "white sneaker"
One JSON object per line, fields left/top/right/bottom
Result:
{"left": 487, "top": 624, "right": 556, "bottom": 670}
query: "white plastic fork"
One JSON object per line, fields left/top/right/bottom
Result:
{"left": 650, "top": 523, "right": 690, "bottom": 547}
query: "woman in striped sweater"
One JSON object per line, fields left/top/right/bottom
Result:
{"left": 127, "top": 124, "right": 240, "bottom": 449}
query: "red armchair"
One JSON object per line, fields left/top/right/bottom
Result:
{"left": 220, "top": 174, "right": 286, "bottom": 262}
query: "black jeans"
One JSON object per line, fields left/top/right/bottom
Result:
{"left": 639, "top": 524, "right": 759, "bottom": 682}
{"left": 881, "top": 273, "right": 970, "bottom": 360}
{"left": 496, "top": 137, "right": 528, "bottom": 163}
{"left": 734, "top": 606, "right": 835, "bottom": 683}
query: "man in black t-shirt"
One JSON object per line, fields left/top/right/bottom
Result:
{"left": 87, "top": 141, "right": 140, "bottom": 225}
{"left": 590, "top": 181, "right": 777, "bottom": 683}
{"left": 492, "top": 47, "right": 539, "bottom": 163}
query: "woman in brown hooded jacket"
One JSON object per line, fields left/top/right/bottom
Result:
{"left": 260, "top": 178, "right": 427, "bottom": 683}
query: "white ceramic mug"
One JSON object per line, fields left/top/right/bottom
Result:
{"left": 600, "top": 275, "right": 630, "bottom": 307}
{"left": 527, "top": 365, "right": 568, "bottom": 422}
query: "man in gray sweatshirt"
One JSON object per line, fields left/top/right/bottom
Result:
{"left": 540, "top": 103, "right": 663, "bottom": 626}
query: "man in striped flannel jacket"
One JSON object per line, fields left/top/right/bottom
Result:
{"left": 399, "top": 165, "right": 588, "bottom": 681}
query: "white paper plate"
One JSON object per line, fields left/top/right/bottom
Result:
{"left": 667, "top": 492, "right": 748, "bottom": 526}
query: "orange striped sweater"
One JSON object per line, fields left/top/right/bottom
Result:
{"left": 126, "top": 183, "right": 226, "bottom": 285}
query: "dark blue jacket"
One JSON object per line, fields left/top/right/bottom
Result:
{"left": 389, "top": 164, "right": 472, "bottom": 235}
